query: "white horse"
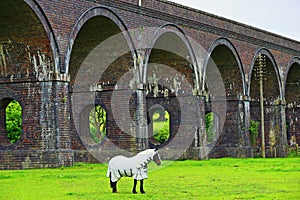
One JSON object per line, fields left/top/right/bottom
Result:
{"left": 107, "top": 149, "right": 161, "bottom": 193}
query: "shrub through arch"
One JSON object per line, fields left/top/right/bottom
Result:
{"left": 5, "top": 99, "right": 22, "bottom": 144}
{"left": 152, "top": 109, "right": 170, "bottom": 144}
{"left": 89, "top": 105, "right": 107, "bottom": 143}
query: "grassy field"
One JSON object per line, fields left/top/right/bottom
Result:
{"left": 0, "top": 157, "right": 299, "bottom": 200}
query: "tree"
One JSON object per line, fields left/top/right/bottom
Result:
{"left": 89, "top": 105, "right": 106, "bottom": 143}
{"left": 6, "top": 100, "right": 22, "bottom": 143}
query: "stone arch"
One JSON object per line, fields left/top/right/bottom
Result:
{"left": 64, "top": 6, "right": 136, "bottom": 75}
{"left": 203, "top": 37, "right": 249, "bottom": 158}
{"left": 0, "top": 0, "right": 59, "bottom": 81}
{"left": 284, "top": 56, "right": 300, "bottom": 97}
{"left": 284, "top": 57, "right": 300, "bottom": 145}
{"left": 144, "top": 23, "right": 199, "bottom": 153}
{"left": 248, "top": 48, "right": 283, "bottom": 100}
{"left": 67, "top": 6, "right": 139, "bottom": 156}
{"left": 202, "top": 37, "right": 246, "bottom": 95}
{"left": 249, "top": 48, "right": 286, "bottom": 157}
{"left": 23, "top": 0, "right": 60, "bottom": 72}
{"left": 0, "top": 0, "right": 63, "bottom": 162}
{"left": 144, "top": 23, "right": 199, "bottom": 90}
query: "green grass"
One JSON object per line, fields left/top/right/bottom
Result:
{"left": 0, "top": 158, "right": 299, "bottom": 199}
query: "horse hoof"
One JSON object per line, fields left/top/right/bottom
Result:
{"left": 141, "top": 191, "right": 146, "bottom": 194}
{"left": 132, "top": 191, "right": 137, "bottom": 194}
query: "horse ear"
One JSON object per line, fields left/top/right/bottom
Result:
{"left": 154, "top": 146, "right": 159, "bottom": 151}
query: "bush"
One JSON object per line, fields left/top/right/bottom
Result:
{"left": 153, "top": 111, "right": 170, "bottom": 143}
{"left": 154, "top": 122, "right": 170, "bottom": 143}
{"left": 249, "top": 120, "right": 259, "bottom": 146}
{"left": 6, "top": 100, "right": 22, "bottom": 143}
{"left": 206, "top": 112, "right": 214, "bottom": 143}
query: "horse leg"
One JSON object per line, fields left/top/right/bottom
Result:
{"left": 140, "top": 179, "right": 145, "bottom": 194}
{"left": 132, "top": 179, "right": 138, "bottom": 194}
{"left": 112, "top": 181, "right": 118, "bottom": 193}
{"left": 110, "top": 172, "right": 118, "bottom": 193}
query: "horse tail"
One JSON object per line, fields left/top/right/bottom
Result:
{"left": 107, "top": 166, "right": 113, "bottom": 188}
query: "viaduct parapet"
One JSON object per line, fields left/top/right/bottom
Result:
{"left": 0, "top": 0, "right": 299, "bottom": 169}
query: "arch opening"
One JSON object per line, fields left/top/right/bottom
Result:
{"left": 6, "top": 100, "right": 22, "bottom": 144}
{"left": 79, "top": 104, "right": 107, "bottom": 145}
{"left": 147, "top": 32, "right": 196, "bottom": 87}
{"left": 204, "top": 43, "right": 245, "bottom": 157}
{"left": 0, "top": 0, "right": 55, "bottom": 82}
{"left": 249, "top": 53, "right": 282, "bottom": 157}
{"left": 69, "top": 15, "right": 133, "bottom": 86}
{"left": 205, "top": 44, "right": 244, "bottom": 98}
{"left": 0, "top": 98, "right": 23, "bottom": 145}
{"left": 69, "top": 14, "right": 136, "bottom": 151}
{"left": 89, "top": 105, "right": 107, "bottom": 144}
{"left": 146, "top": 31, "right": 197, "bottom": 148}
{"left": 205, "top": 111, "right": 220, "bottom": 145}
{"left": 150, "top": 108, "right": 170, "bottom": 145}
{"left": 285, "top": 62, "right": 300, "bottom": 146}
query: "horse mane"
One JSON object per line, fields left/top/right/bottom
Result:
{"left": 137, "top": 149, "right": 156, "bottom": 156}
{"left": 135, "top": 149, "right": 156, "bottom": 167}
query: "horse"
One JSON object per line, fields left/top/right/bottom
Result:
{"left": 107, "top": 148, "right": 161, "bottom": 194}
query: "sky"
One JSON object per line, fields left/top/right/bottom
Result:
{"left": 170, "top": 0, "right": 300, "bottom": 42}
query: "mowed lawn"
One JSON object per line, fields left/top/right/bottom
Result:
{"left": 0, "top": 157, "right": 299, "bottom": 200}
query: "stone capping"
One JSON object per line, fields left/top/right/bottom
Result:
{"left": 153, "top": 0, "right": 300, "bottom": 45}
{"left": 98, "top": 0, "right": 300, "bottom": 54}
{"left": 52, "top": 73, "right": 70, "bottom": 82}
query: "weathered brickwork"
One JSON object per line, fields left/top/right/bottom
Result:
{"left": 0, "top": 0, "right": 300, "bottom": 169}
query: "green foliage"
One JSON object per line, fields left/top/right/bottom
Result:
{"left": 153, "top": 111, "right": 170, "bottom": 143}
{"left": 205, "top": 112, "right": 214, "bottom": 143}
{"left": 0, "top": 158, "right": 299, "bottom": 199}
{"left": 288, "top": 149, "right": 299, "bottom": 158}
{"left": 153, "top": 122, "right": 170, "bottom": 143}
{"left": 286, "top": 119, "right": 289, "bottom": 132}
{"left": 89, "top": 105, "right": 106, "bottom": 143}
{"left": 6, "top": 100, "right": 22, "bottom": 143}
{"left": 249, "top": 120, "right": 259, "bottom": 146}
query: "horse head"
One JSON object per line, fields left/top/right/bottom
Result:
{"left": 153, "top": 148, "right": 161, "bottom": 166}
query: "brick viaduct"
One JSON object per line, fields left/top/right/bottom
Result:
{"left": 1, "top": 0, "right": 300, "bottom": 169}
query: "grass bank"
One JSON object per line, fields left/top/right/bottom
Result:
{"left": 0, "top": 158, "right": 299, "bottom": 199}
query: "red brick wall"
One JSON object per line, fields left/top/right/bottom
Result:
{"left": 0, "top": 0, "right": 300, "bottom": 168}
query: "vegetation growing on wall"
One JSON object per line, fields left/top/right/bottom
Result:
{"left": 250, "top": 119, "right": 261, "bottom": 159}
{"left": 249, "top": 119, "right": 259, "bottom": 147}
{"left": 206, "top": 112, "right": 214, "bottom": 143}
